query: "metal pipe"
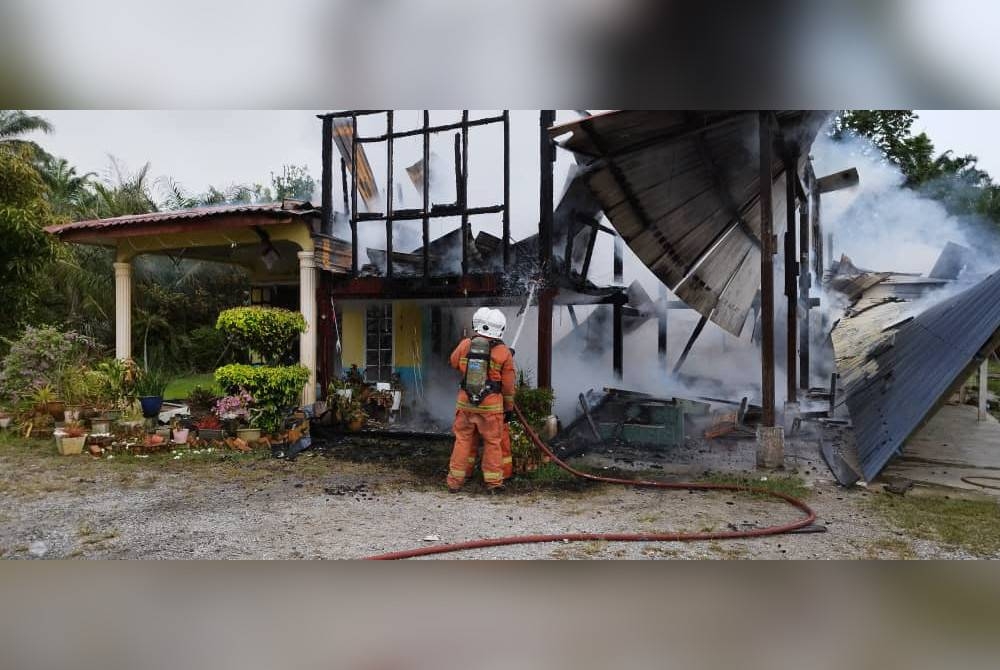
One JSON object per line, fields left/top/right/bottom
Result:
{"left": 759, "top": 111, "right": 776, "bottom": 427}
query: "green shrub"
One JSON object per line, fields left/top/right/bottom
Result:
{"left": 514, "top": 386, "right": 554, "bottom": 427}
{"left": 215, "top": 363, "right": 309, "bottom": 433}
{"left": 215, "top": 307, "right": 305, "bottom": 365}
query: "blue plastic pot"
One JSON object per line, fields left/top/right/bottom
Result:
{"left": 139, "top": 396, "right": 163, "bottom": 418}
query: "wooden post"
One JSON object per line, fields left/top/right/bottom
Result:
{"left": 422, "top": 110, "right": 430, "bottom": 279}
{"left": 502, "top": 109, "right": 511, "bottom": 271}
{"left": 784, "top": 159, "right": 798, "bottom": 404}
{"left": 385, "top": 111, "right": 394, "bottom": 279}
{"left": 658, "top": 283, "right": 668, "bottom": 368}
{"left": 351, "top": 115, "right": 359, "bottom": 274}
{"left": 673, "top": 315, "right": 707, "bottom": 375}
{"left": 979, "top": 358, "right": 989, "bottom": 421}
{"left": 321, "top": 116, "right": 333, "bottom": 235}
{"left": 759, "top": 112, "right": 776, "bottom": 427}
{"left": 613, "top": 301, "right": 624, "bottom": 381}
{"left": 460, "top": 111, "right": 470, "bottom": 276}
{"left": 798, "top": 185, "right": 811, "bottom": 390}
{"left": 613, "top": 235, "right": 624, "bottom": 283}
{"left": 537, "top": 110, "right": 556, "bottom": 390}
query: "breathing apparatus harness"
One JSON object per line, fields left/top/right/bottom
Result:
{"left": 460, "top": 336, "right": 503, "bottom": 405}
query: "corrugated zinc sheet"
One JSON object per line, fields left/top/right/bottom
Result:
{"left": 832, "top": 270, "right": 1000, "bottom": 480}
{"left": 45, "top": 201, "right": 317, "bottom": 237}
{"left": 551, "top": 110, "right": 827, "bottom": 336}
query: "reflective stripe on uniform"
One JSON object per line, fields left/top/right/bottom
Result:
{"left": 456, "top": 400, "right": 503, "bottom": 413}
{"left": 502, "top": 457, "right": 513, "bottom": 464}
{"left": 483, "top": 470, "right": 503, "bottom": 482}
{"left": 449, "top": 468, "right": 467, "bottom": 479}
{"left": 467, "top": 457, "right": 476, "bottom": 464}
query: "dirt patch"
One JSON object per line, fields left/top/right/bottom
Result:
{"left": 1, "top": 432, "right": 994, "bottom": 559}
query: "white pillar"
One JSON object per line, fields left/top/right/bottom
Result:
{"left": 298, "top": 251, "right": 318, "bottom": 406}
{"left": 113, "top": 261, "right": 132, "bottom": 361}
{"left": 979, "top": 358, "right": 989, "bottom": 421}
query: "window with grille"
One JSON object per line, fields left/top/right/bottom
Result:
{"left": 365, "top": 304, "right": 393, "bottom": 382}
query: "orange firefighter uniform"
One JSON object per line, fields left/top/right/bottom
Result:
{"left": 447, "top": 337, "right": 516, "bottom": 490}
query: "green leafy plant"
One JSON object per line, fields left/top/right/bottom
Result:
{"left": 134, "top": 368, "right": 168, "bottom": 398}
{"left": 215, "top": 307, "right": 306, "bottom": 365}
{"left": 186, "top": 385, "right": 218, "bottom": 413}
{"left": 30, "top": 384, "right": 58, "bottom": 409}
{"left": 214, "top": 364, "right": 309, "bottom": 434}
{"left": 0, "top": 326, "right": 96, "bottom": 405}
{"left": 509, "top": 385, "right": 555, "bottom": 474}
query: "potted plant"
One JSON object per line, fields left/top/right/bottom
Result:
{"left": 346, "top": 398, "right": 367, "bottom": 432}
{"left": 57, "top": 421, "right": 88, "bottom": 455}
{"left": 212, "top": 390, "right": 254, "bottom": 437}
{"left": 31, "top": 384, "right": 64, "bottom": 421}
{"left": 54, "top": 365, "right": 87, "bottom": 422}
{"left": 186, "top": 385, "right": 218, "bottom": 418}
{"left": 135, "top": 368, "right": 167, "bottom": 419}
{"left": 238, "top": 408, "right": 263, "bottom": 443}
{"left": 193, "top": 415, "right": 224, "bottom": 440}
{"left": 170, "top": 417, "right": 190, "bottom": 445}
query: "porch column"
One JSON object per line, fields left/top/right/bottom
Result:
{"left": 113, "top": 261, "right": 132, "bottom": 361}
{"left": 298, "top": 251, "right": 318, "bottom": 405}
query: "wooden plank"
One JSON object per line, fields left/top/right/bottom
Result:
{"left": 712, "top": 245, "right": 761, "bottom": 336}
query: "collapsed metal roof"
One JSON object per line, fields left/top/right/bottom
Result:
{"left": 831, "top": 269, "right": 1000, "bottom": 480}
{"left": 550, "top": 110, "right": 829, "bottom": 336}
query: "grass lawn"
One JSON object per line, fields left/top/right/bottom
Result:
{"left": 164, "top": 373, "right": 219, "bottom": 401}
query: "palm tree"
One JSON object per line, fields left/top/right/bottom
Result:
{"left": 0, "top": 110, "right": 53, "bottom": 160}
{"left": 91, "top": 157, "right": 158, "bottom": 218}
{"left": 40, "top": 157, "right": 97, "bottom": 219}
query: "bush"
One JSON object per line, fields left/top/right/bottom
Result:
{"left": 215, "top": 307, "right": 305, "bottom": 365}
{"left": 0, "top": 326, "right": 98, "bottom": 404}
{"left": 214, "top": 363, "right": 309, "bottom": 433}
{"left": 510, "top": 385, "right": 555, "bottom": 474}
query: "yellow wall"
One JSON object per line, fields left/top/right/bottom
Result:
{"left": 340, "top": 303, "right": 365, "bottom": 369}
{"left": 337, "top": 301, "right": 424, "bottom": 372}
{"left": 393, "top": 302, "right": 423, "bottom": 367}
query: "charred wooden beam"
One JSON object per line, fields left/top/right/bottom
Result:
{"left": 672, "top": 314, "right": 708, "bottom": 375}
{"left": 503, "top": 109, "right": 511, "bottom": 270}
{"left": 784, "top": 156, "right": 799, "bottom": 404}
{"left": 340, "top": 157, "right": 349, "bottom": 218}
{"left": 658, "top": 284, "right": 668, "bottom": 367}
{"left": 613, "top": 235, "right": 624, "bottom": 283}
{"left": 351, "top": 115, "right": 359, "bottom": 274}
{"left": 385, "top": 110, "right": 394, "bottom": 279}
{"left": 798, "top": 164, "right": 813, "bottom": 390}
{"left": 759, "top": 111, "right": 776, "bottom": 427}
{"left": 355, "top": 114, "right": 506, "bottom": 142}
{"left": 422, "top": 110, "right": 430, "bottom": 279}
{"left": 538, "top": 110, "right": 557, "bottom": 390}
{"left": 321, "top": 116, "right": 333, "bottom": 235}
{"left": 613, "top": 301, "right": 624, "bottom": 381}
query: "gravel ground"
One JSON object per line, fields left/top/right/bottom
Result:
{"left": 0, "top": 434, "right": 986, "bottom": 560}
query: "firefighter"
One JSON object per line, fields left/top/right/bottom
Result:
{"left": 447, "top": 308, "right": 516, "bottom": 492}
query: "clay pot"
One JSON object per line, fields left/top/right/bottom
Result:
{"left": 57, "top": 435, "right": 86, "bottom": 455}
{"left": 236, "top": 427, "right": 261, "bottom": 442}
{"left": 172, "top": 428, "right": 190, "bottom": 444}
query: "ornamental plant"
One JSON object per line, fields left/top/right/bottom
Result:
{"left": 214, "top": 364, "right": 309, "bottom": 434}
{"left": 0, "top": 326, "right": 97, "bottom": 405}
{"left": 215, "top": 306, "right": 306, "bottom": 365}
{"left": 212, "top": 390, "right": 254, "bottom": 422}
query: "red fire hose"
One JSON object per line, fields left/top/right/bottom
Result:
{"left": 365, "top": 403, "right": 817, "bottom": 559}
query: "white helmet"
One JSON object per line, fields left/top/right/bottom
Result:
{"left": 487, "top": 309, "right": 507, "bottom": 339}
{"left": 472, "top": 307, "right": 492, "bottom": 337}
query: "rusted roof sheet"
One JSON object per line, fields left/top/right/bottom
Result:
{"left": 551, "top": 110, "right": 829, "bottom": 336}
{"left": 832, "top": 269, "right": 1000, "bottom": 480}
{"left": 45, "top": 201, "right": 318, "bottom": 238}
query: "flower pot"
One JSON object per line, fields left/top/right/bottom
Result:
{"left": 347, "top": 417, "right": 365, "bottom": 432}
{"left": 58, "top": 435, "right": 87, "bottom": 455}
{"left": 64, "top": 405, "right": 82, "bottom": 422}
{"left": 155, "top": 426, "right": 171, "bottom": 441}
{"left": 90, "top": 419, "right": 111, "bottom": 435}
{"left": 139, "top": 396, "right": 163, "bottom": 419}
{"left": 172, "top": 428, "right": 190, "bottom": 444}
{"left": 197, "top": 428, "right": 224, "bottom": 441}
{"left": 106, "top": 409, "right": 122, "bottom": 421}
{"left": 236, "top": 427, "right": 261, "bottom": 442}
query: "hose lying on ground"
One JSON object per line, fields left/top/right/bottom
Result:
{"left": 365, "top": 403, "right": 818, "bottom": 559}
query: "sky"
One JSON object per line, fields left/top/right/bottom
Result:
{"left": 24, "top": 109, "right": 1000, "bottom": 290}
